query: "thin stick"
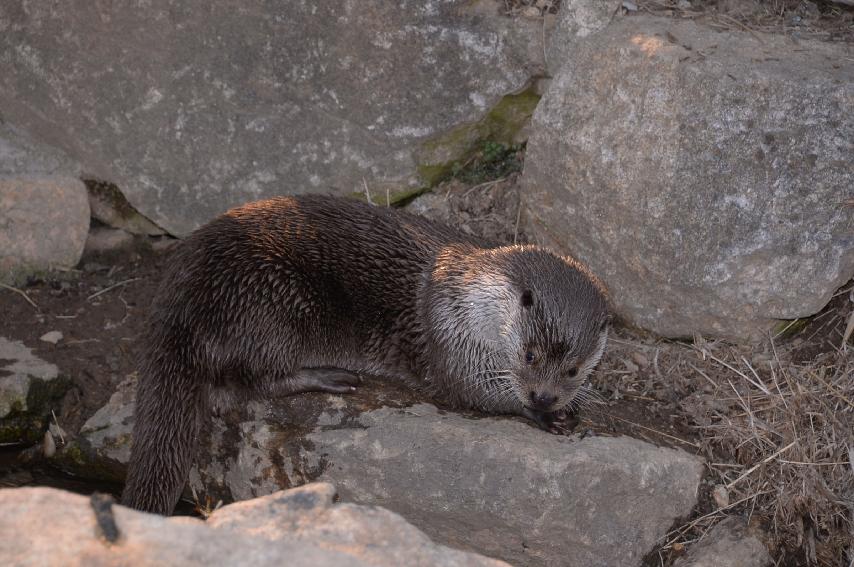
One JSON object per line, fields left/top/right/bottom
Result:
{"left": 702, "top": 349, "right": 770, "bottom": 395}
{"left": 51, "top": 410, "right": 65, "bottom": 444}
{"left": 87, "top": 278, "right": 141, "bottom": 301}
{"left": 663, "top": 489, "right": 774, "bottom": 546}
{"left": 725, "top": 440, "right": 796, "bottom": 490}
{"left": 687, "top": 363, "right": 718, "bottom": 390}
{"left": 602, "top": 413, "right": 699, "bottom": 448}
{"left": 0, "top": 282, "right": 39, "bottom": 311}
{"left": 362, "top": 178, "right": 373, "bottom": 205}
{"left": 513, "top": 199, "right": 522, "bottom": 245}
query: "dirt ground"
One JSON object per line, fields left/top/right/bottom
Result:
{"left": 1, "top": 179, "right": 851, "bottom": 565}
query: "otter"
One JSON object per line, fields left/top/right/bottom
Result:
{"left": 122, "top": 195, "right": 610, "bottom": 515}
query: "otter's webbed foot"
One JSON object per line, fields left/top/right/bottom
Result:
{"left": 522, "top": 408, "right": 580, "bottom": 435}
{"left": 284, "top": 368, "right": 362, "bottom": 395}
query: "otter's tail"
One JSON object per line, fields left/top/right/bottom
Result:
{"left": 121, "top": 358, "right": 207, "bottom": 515}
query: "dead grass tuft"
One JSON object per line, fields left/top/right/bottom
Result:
{"left": 684, "top": 340, "right": 852, "bottom": 565}
{"left": 592, "top": 286, "right": 854, "bottom": 566}
{"left": 637, "top": 0, "right": 854, "bottom": 43}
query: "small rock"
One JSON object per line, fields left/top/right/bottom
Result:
{"left": 712, "top": 485, "right": 729, "bottom": 509}
{"left": 673, "top": 517, "right": 772, "bottom": 567}
{"left": 677, "top": 0, "right": 692, "bottom": 9}
{"left": 0, "top": 177, "right": 90, "bottom": 286}
{"left": 39, "top": 331, "right": 63, "bottom": 345}
{"left": 83, "top": 227, "right": 134, "bottom": 258}
{"left": 42, "top": 430, "right": 56, "bottom": 458}
{"left": 631, "top": 352, "right": 650, "bottom": 368}
{"left": 522, "top": 6, "right": 541, "bottom": 18}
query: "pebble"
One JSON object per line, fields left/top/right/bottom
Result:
{"left": 39, "top": 330, "right": 63, "bottom": 344}
{"left": 713, "top": 485, "right": 730, "bottom": 508}
{"left": 42, "top": 430, "right": 56, "bottom": 458}
{"left": 630, "top": 352, "right": 650, "bottom": 368}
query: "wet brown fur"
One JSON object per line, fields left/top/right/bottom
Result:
{"left": 122, "top": 195, "right": 609, "bottom": 514}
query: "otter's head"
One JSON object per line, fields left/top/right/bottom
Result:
{"left": 463, "top": 246, "right": 610, "bottom": 414}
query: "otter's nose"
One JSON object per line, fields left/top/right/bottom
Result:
{"left": 529, "top": 391, "right": 557, "bottom": 411}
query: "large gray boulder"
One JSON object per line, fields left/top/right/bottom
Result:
{"left": 301, "top": 404, "right": 702, "bottom": 567}
{"left": 0, "top": 483, "right": 507, "bottom": 567}
{"left": 0, "top": 1, "right": 543, "bottom": 235}
{"left": 61, "top": 375, "right": 704, "bottom": 567}
{"left": 0, "top": 124, "right": 89, "bottom": 284}
{"left": 523, "top": 16, "right": 854, "bottom": 340}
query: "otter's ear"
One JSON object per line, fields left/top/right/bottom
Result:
{"left": 520, "top": 289, "right": 534, "bottom": 308}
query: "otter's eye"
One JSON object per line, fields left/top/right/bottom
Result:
{"left": 524, "top": 351, "right": 535, "bottom": 364}
{"left": 567, "top": 367, "right": 578, "bottom": 378}
{"left": 521, "top": 290, "right": 534, "bottom": 308}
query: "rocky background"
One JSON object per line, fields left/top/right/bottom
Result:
{"left": 1, "top": 1, "right": 852, "bottom": 566}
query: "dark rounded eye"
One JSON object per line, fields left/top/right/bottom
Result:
{"left": 567, "top": 367, "right": 578, "bottom": 378}
{"left": 524, "top": 351, "right": 535, "bottom": 364}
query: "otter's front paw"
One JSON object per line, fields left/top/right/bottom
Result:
{"left": 309, "top": 370, "right": 362, "bottom": 394}
{"left": 522, "top": 408, "right": 579, "bottom": 435}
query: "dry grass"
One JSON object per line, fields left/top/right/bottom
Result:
{"left": 637, "top": 0, "right": 854, "bottom": 43}
{"left": 592, "top": 290, "right": 854, "bottom": 566}
{"left": 683, "top": 340, "right": 851, "bottom": 565}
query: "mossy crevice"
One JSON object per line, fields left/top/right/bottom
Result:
{"left": 772, "top": 318, "right": 810, "bottom": 338}
{"left": 84, "top": 178, "right": 165, "bottom": 236}
{"left": 52, "top": 440, "right": 127, "bottom": 484}
{"left": 415, "top": 86, "right": 540, "bottom": 187}
{"left": 0, "top": 375, "right": 71, "bottom": 444}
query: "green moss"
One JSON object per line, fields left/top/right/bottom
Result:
{"left": 349, "top": 186, "right": 427, "bottom": 207}
{"left": 61, "top": 443, "right": 88, "bottom": 467}
{"left": 415, "top": 86, "right": 540, "bottom": 187}
{"left": 25, "top": 376, "right": 71, "bottom": 413}
{"left": 773, "top": 318, "right": 810, "bottom": 338}
{"left": 53, "top": 441, "right": 126, "bottom": 484}
{"left": 0, "top": 422, "right": 30, "bottom": 444}
{"left": 84, "top": 179, "right": 139, "bottom": 222}
{"left": 0, "top": 375, "right": 71, "bottom": 444}
{"left": 415, "top": 163, "right": 453, "bottom": 189}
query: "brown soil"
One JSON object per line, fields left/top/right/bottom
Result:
{"left": 0, "top": 243, "right": 168, "bottom": 438}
